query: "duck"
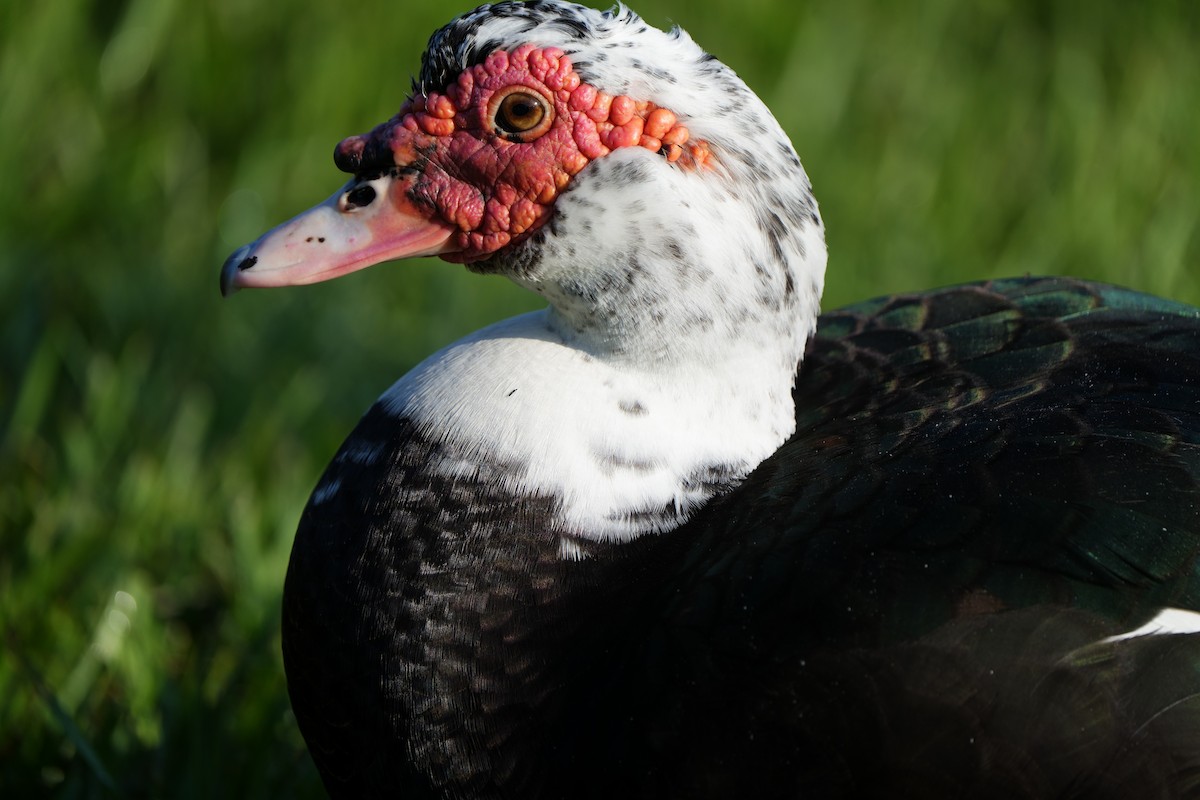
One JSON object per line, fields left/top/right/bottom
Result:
{"left": 220, "top": 2, "right": 1200, "bottom": 797}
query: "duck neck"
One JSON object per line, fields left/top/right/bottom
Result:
{"left": 388, "top": 148, "right": 828, "bottom": 547}
{"left": 506, "top": 147, "right": 826, "bottom": 376}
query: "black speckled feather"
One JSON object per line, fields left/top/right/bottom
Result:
{"left": 283, "top": 277, "right": 1200, "bottom": 799}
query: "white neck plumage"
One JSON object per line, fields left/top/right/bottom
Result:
{"left": 378, "top": 125, "right": 827, "bottom": 552}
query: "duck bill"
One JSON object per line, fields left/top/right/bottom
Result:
{"left": 220, "top": 174, "right": 458, "bottom": 296}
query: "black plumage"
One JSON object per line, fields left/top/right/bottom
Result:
{"left": 282, "top": 277, "right": 1200, "bottom": 798}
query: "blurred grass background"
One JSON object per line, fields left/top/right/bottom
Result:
{"left": 1, "top": 0, "right": 1197, "bottom": 796}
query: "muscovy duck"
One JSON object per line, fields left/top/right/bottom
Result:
{"left": 221, "top": 2, "right": 1200, "bottom": 797}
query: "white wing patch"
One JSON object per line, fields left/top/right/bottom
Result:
{"left": 1101, "top": 607, "right": 1200, "bottom": 643}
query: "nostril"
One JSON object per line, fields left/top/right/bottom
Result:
{"left": 345, "top": 185, "right": 377, "bottom": 209}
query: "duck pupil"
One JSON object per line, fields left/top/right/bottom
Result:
{"left": 499, "top": 94, "right": 542, "bottom": 132}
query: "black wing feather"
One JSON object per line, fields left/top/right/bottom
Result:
{"left": 577, "top": 277, "right": 1200, "bottom": 796}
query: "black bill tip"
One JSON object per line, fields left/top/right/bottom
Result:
{"left": 219, "top": 246, "right": 256, "bottom": 297}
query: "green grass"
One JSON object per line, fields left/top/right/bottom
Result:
{"left": 1, "top": 0, "right": 1197, "bottom": 796}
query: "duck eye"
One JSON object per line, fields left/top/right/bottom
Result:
{"left": 345, "top": 184, "right": 376, "bottom": 209}
{"left": 498, "top": 94, "right": 543, "bottom": 130}
{"left": 490, "top": 88, "right": 553, "bottom": 140}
